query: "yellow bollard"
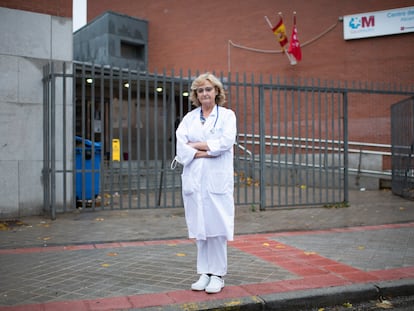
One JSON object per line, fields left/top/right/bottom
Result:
{"left": 112, "top": 139, "right": 120, "bottom": 161}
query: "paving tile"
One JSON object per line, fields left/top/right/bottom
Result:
{"left": 0, "top": 240, "right": 295, "bottom": 306}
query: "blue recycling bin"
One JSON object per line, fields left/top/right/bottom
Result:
{"left": 75, "top": 136, "right": 102, "bottom": 200}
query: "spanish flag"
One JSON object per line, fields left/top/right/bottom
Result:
{"left": 272, "top": 18, "right": 288, "bottom": 48}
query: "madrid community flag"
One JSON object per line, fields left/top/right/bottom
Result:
{"left": 272, "top": 17, "right": 288, "bottom": 48}
{"left": 288, "top": 15, "right": 302, "bottom": 61}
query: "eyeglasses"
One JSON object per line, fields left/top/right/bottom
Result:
{"left": 196, "top": 87, "right": 214, "bottom": 94}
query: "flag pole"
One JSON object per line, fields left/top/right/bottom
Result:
{"left": 264, "top": 15, "right": 273, "bottom": 29}
{"left": 265, "top": 13, "right": 295, "bottom": 65}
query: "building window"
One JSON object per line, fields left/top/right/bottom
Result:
{"left": 120, "top": 41, "right": 145, "bottom": 61}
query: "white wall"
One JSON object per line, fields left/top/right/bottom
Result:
{"left": 0, "top": 7, "right": 73, "bottom": 217}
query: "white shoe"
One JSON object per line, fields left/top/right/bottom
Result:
{"left": 191, "top": 274, "right": 210, "bottom": 291}
{"left": 205, "top": 275, "right": 224, "bottom": 294}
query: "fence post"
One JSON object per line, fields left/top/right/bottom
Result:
{"left": 259, "top": 81, "right": 266, "bottom": 211}
{"left": 343, "top": 91, "right": 349, "bottom": 203}
{"left": 42, "top": 63, "right": 50, "bottom": 218}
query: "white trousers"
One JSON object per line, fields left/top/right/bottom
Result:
{"left": 196, "top": 236, "right": 228, "bottom": 277}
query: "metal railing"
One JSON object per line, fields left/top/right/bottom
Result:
{"left": 237, "top": 134, "right": 392, "bottom": 177}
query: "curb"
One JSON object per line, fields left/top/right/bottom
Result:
{"left": 138, "top": 279, "right": 414, "bottom": 311}
{"left": 262, "top": 279, "right": 414, "bottom": 310}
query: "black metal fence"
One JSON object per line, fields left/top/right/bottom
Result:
{"left": 391, "top": 97, "right": 414, "bottom": 200}
{"left": 42, "top": 62, "right": 414, "bottom": 218}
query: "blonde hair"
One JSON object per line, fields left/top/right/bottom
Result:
{"left": 189, "top": 72, "right": 226, "bottom": 107}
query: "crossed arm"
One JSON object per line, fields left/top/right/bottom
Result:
{"left": 187, "top": 142, "right": 215, "bottom": 159}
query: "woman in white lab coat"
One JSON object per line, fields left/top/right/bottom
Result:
{"left": 175, "top": 73, "right": 237, "bottom": 294}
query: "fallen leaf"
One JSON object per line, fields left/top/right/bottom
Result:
{"left": 107, "top": 252, "right": 118, "bottom": 257}
{"left": 275, "top": 245, "right": 285, "bottom": 249}
{"left": 95, "top": 218, "right": 104, "bottom": 222}
{"left": 304, "top": 251, "right": 317, "bottom": 255}
{"left": 101, "top": 263, "right": 110, "bottom": 267}
{"left": 357, "top": 246, "right": 365, "bottom": 250}
{"left": 0, "top": 220, "right": 29, "bottom": 230}
{"left": 318, "top": 308, "right": 325, "bottom": 311}
{"left": 176, "top": 253, "right": 186, "bottom": 257}
{"left": 399, "top": 207, "right": 405, "bottom": 211}
{"left": 343, "top": 302, "right": 352, "bottom": 308}
{"left": 224, "top": 300, "right": 241, "bottom": 307}
{"left": 262, "top": 242, "right": 270, "bottom": 247}
{"left": 376, "top": 300, "right": 393, "bottom": 309}
{"left": 42, "top": 237, "right": 51, "bottom": 241}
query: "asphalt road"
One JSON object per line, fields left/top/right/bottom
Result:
{"left": 303, "top": 295, "right": 414, "bottom": 311}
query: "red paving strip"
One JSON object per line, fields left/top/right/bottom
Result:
{"left": 43, "top": 300, "right": 90, "bottom": 311}
{"left": 370, "top": 267, "right": 414, "bottom": 280}
{"left": 1, "top": 223, "right": 413, "bottom": 310}
{"left": 127, "top": 292, "right": 176, "bottom": 309}
{"left": 85, "top": 296, "right": 132, "bottom": 310}
{"left": 231, "top": 231, "right": 384, "bottom": 286}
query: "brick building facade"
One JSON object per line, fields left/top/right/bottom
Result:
{"left": 83, "top": 0, "right": 413, "bottom": 152}
{"left": 1, "top": 0, "right": 413, "bottom": 146}
{"left": 2, "top": 0, "right": 412, "bottom": 84}
{"left": 0, "top": 0, "right": 413, "bottom": 152}
{"left": 83, "top": 0, "right": 414, "bottom": 85}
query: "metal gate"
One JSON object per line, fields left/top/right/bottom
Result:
{"left": 43, "top": 62, "right": 414, "bottom": 218}
{"left": 391, "top": 96, "right": 414, "bottom": 200}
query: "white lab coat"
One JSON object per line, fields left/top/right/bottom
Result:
{"left": 176, "top": 105, "right": 237, "bottom": 241}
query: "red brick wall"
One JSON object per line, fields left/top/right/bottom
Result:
{"left": 0, "top": 0, "right": 72, "bottom": 17}
{"left": 85, "top": 0, "right": 414, "bottom": 86}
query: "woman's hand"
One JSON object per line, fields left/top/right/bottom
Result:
{"left": 194, "top": 150, "right": 215, "bottom": 159}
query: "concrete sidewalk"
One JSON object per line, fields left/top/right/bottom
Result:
{"left": 0, "top": 189, "right": 413, "bottom": 310}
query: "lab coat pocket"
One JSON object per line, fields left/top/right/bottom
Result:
{"left": 181, "top": 173, "right": 194, "bottom": 195}
{"left": 207, "top": 172, "right": 228, "bottom": 194}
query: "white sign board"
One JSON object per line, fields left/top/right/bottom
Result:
{"left": 343, "top": 6, "right": 414, "bottom": 40}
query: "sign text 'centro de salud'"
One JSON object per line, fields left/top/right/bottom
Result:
{"left": 343, "top": 6, "right": 414, "bottom": 40}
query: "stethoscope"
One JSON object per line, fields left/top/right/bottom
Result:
{"left": 200, "top": 105, "right": 219, "bottom": 134}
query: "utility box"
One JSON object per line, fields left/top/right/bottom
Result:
{"left": 112, "top": 139, "right": 120, "bottom": 161}
{"left": 76, "top": 136, "right": 102, "bottom": 200}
